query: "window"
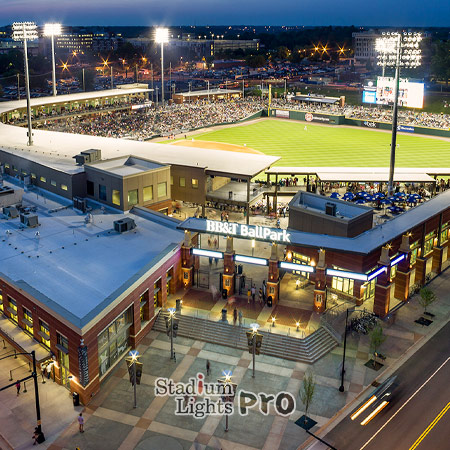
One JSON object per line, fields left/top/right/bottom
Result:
{"left": 441, "top": 223, "right": 449, "bottom": 245}
{"left": 390, "top": 264, "right": 397, "bottom": 280}
{"left": 410, "top": 240, "right": 419, "bottom": 266}
{"left": 8, "top": 297, "right": 18, "bottom": 323}
{"left": 192, "top": 178, "right": 199, "bottom": 189}
{"left": 61, "top": 184, "right": 68, "bottom": 191}
{"left": 331, "top": 276, "right": 354, "bottom": 295}
{"left": 170, "top": 176, "right": 174, "bottom": 186}
{"left": 363, "top": 279, "right": 376, "bottom": 301}
{"left": 157, "top": 182, "right": 167, "bottom": 198}
{"left": 4, "top": 163, "right": 9, "bottom": 169}
{"left": 99, "top": 184, "right": 107, "bottom": 201}
{"left": 39, "top": 320, "right": 50, "bottom": 349}
{"left": 423, "top": 231, "right": 435, "bottom": 257}
{"left": 87, "top": 180, "right": 94, "bottom": 196}
{"left": 128, "top": 189, "right": 138, "bottom": 206}
{"left": 112, "top": 190, "right": 121, "bottom": 206}
{"left": 23, "top": 307, "right": 33, "bottom": 335}
{"left": 140, "top": 291, "right": 148, "bottom": 322}
{"left": 97, "top": 307, "right": 132, "bottom": 376}
{"left": 179, "top": 177, "right": 186, "bottom": 187}
{"left": 0, "top": 289, "right": 3, "bottom": 313}
{"left": 40, "top": 176, "right": 47, "bottom": 183}
{"left": 143, "top": 186, "right": 153, "bottom": 202}
{"left": 51, "top": 180, "right": 57, "bottom": 187}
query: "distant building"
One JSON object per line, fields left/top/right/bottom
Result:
{"left": 352, "top": 30, "right": 381, "bottom": 64}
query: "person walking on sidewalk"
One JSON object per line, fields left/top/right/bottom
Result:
{"left": 247, "top": 288, "right": 251, "bottom": 304}
{"left": 238, "top": 309, "right": 243, "bottom": 327}
{"left": 16, "top": 380, "right": 20, "bottom": 396}
{"left": 206, "top": 359, "right": 211, "bottom": 376}
{"left": 78, "top": 413, "right": 84, "bottom": 433}
{"left": 251, "top": 285, "right": 256, "bottom": 303}
{"left": 258, "top": 288, "right": 263, "bottom": 305}
{"left": 233, "top": 307, "right": 237, "bottom": 325}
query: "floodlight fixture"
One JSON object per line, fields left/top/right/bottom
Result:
{"left": 43, "top": 23, "right": 62, "bottom": 37}
{"left": 155, "top": 27, "right": 169, "bottom": 43}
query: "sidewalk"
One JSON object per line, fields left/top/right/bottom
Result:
{"left": 27, "top": 267, "right": 450, "bottom": 450}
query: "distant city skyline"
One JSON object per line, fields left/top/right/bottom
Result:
{"left": 1, "top": 0, "right": 449, "bottom": 27}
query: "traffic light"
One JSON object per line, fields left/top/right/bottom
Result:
{"left": 172, "top": 318, "right": 179, "bottom": 337}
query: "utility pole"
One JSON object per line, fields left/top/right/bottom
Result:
{"left": 151, "top": 63, "right": 154, "bottom": 102}
{"left": 135, "top": 64, "right": 138, "bottom": 83}
{"left": 17, "top": 73, "right": 20, "bottom": 100}
{"left": 31, "top": 351, "right": 43, "bottom": 433}
{"left": 82, "top": 68, "right": 85, "bottom": 92}
{"left": 110, "top": 66, "right": 113, "bottom": 89}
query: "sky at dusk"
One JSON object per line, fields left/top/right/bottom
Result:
{"left": 1, "top": 0, "right": 449, "bottom": 27}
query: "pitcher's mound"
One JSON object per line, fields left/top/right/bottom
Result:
{"left": 170, "top": 139, "right": 261, "bottom": 154}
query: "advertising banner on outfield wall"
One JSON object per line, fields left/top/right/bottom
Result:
{"left": 362, "top": 120, "right": 379, "bottom": 129}
{"left": 275, "top": 110, "right": 290, "bottom": 118}
{"left": 304, "top": 113, "right": 335, "bottom": 124}
{"left": 397, "top": 125, "right": 415, "bottom": 133}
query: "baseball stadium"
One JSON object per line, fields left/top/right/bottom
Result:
{"left": 1, "top": 85, "right": 450, "bottom": 405}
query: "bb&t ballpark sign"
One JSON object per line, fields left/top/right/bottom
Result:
{"left": 206, "top": 219, "right": 291, "bottom": 243}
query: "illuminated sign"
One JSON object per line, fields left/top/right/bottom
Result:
{"left": 192, "top": 248, "right": 223, "bottom": 259}
{"left": 376, "top": 77, "right": 424, "bottom": 109}
{"left": 326, "top": 269, "right": 368, "bottom": 281}
{"left": 206, "top": 220, "right": 291, "bottom": 244}
{"left": 279, "top": 261, "right": 315, "bottom": 273}
{"left": 235, "top": 254, "right": 268, "bottom": 266}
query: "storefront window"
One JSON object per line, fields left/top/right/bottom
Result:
{"left": 390, "top": 262, "right": 397, "bottom": 280}
{"left": 57, "top": 333, "right": 70, "bottom": 389}
{"left": 0, "top": 290, "right": 3, "bottom": 313}
{"left": 363, "top": 279, "right": 376, "bottom": 301}
{"left": 410, "top": 240, "right": 419, "bottom": 266}
{"left": 331, "top": 267, "right": 354, "bottom": 295}
{"left": 154, "top": 281, "right": 161, "bottom": 308}
{"left": 292, "top": 252, "right": 311, "bottom": 279}
{"left": 139, "top": 291, "right": 148, "bottom": 322}
{"left": 424, "top": 238, "right": 434, "bottom": 256}
{"left": 98, "top": 307, "right": 132, "bottom": 377}
{"left": 440, "top": 224, "right": 449, "bottom": 245}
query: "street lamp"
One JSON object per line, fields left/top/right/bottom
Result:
{"left": 43, "top": 23, "right": 62, "bottom": 97}
{"left": 12, "top": 22, "right": 37, "bottom": 146}
{"left": 247, "top": 323, "right": 262, "bottom": 378}
{"left": 166, "top": 307, "right": 178, "bottom": 360}
{"left": 217, "top": 370, "right": 237, "bottom": 432}
{"left": 155, "top": 27, "right": 169, "bottom": 106}
{"left": 376, "top": 32, "right": 422, "bottom": 196}
{"left": 125, "top": 350, "right": 141, "bottom": 408}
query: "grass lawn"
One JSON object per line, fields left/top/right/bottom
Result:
{"left": 190, "top": 119, "right": 450, "bottom": 168}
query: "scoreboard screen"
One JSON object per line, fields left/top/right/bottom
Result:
{"left": 376, "top": 77, "right": 424, "bottom": 109}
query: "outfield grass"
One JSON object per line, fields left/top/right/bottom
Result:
{"left": 190, "top": 119, "right": 450, "bottom": 168}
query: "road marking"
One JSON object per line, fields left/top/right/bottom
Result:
{"left": 359, "top": 356, "right": 450, "bottom": 450}
{"left": 409, "top": 401, "right": 450, "bottom": 450}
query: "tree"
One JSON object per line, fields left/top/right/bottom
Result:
{"left": 299, "top": 371, "right": 315, "bottom": 424}
{"left": 276, "top": 46, "right": 290, "bottom": 61}
{"left": 418, "top": 287, "right": 437, "bottom": 314}
{"left": 369, "top": 324, "right": 386, "bottom": 367}
{"left": 246, "top": 54, "right": 266, "bottom": 68}
{"left": 431, "top": 40, "right": 450, "bottom": 87}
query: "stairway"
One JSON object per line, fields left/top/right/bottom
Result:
{"left": 152, "top": 312, "right": 338, "bottom": 364}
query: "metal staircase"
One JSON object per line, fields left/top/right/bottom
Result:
{"left": 152, "top": 312, "right": 338, "bottom": 364}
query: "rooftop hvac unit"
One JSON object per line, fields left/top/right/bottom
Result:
{"left": 20, "top": 212, "right": 39, "bottom": 228}
{"left": 113, "top": 218, "right": 136, "bottom": 233}
{"left": 73, "top": 149, "right": 102, "bottom": 165}
{"left": 325, "top": 202, "right": 337, "bottom": 217}
{"left": 73, "top": 196, "right": 87, "bottom": 213}
{"left": 3, "top": 206, "right": 19, "bottom": 218}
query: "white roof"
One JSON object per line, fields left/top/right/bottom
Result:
{"left": 177, "top": 88, "right": 242, "bottom": 98}
{"left": 266, "top": 166, "right": 450, "bottom": 178}
{"left": 0, "top": 183, "right": 184, "bottom": 331}
{"left": 0, "top": 123, "right": 279, "bottom": 178}
{"left": 0, "top": 87, "right": 151, "bottom": 115}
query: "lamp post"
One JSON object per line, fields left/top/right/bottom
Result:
{"left": 375, "top": 32, "right": 422, "bottom": 196}
{"left": 166, "top": 307, "right": 178, "bottom": 360}
{"left": 12, "top": 22, "right": 37, "bottom": 146}
{"left": 247, "top": 323, "right": 262, "bottom": 378}
{"left": 43, "top": 23, "right": 62, "bottom": 97}
{"left": 155, "top": 28, "right": 169, "bottom": 106}
{"left": 218, "top": 371, "right": 237, "bottom": 432}
{"left": 339, "top": 307, "right": 355, "bottom": 392}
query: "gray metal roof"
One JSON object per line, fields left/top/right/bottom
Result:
{"left": 0, "top": 87, "right": 151, "bottom": 116}
{"left": 0, "top": 123, "right": 279, "bottom": 178}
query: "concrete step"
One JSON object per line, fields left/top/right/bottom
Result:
{"left": 153, "top": 312, "right": 337, "bottom": 364}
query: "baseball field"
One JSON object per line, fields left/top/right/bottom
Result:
{"left": 184, "top": 119, "right": 450, "bottom": 168}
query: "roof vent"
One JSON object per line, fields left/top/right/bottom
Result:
{"left": 3, "top": 206, "right": 19, "bottom": 219}
{"left": 73, "top": 149, "right": 102, "bottom": 166}
{"left": 73, "top": 196, "right": 87, "bottom": 213}
{"left": 325, "top": 202, "right": 336, "bottom": 216}
{"left": 113, "top": 217, "right": 136, "bottom": 233}
{"left": 20, "top": 212, "right": 39, "bottom": 228}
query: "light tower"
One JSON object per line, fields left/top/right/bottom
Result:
{"left": 376, "top": 32, "right": 422, "bottom": 196}
{"left": 155, "top": 28, "right": 169, "bottom": 105}
{"left": 12, "top": 22, "right": 38, "bottom": 146}
{"left": 44, "top": 23, "right": 62, "bottom": 97}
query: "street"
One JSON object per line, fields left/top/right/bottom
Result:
{"left": 312, "top": 320, "right": 450, "bottom": 450}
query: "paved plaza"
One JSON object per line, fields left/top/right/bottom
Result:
{"left": 0, "top": 263, "right": 446, "bottom": 450}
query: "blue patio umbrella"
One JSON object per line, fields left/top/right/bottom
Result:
{"left": 355, "top": 199, "right": 366, "bottom": 204}
{"left": 365, "top": 194, "right": 375, "bottom": 202}
{"left": 330, "top": 192, "right": 340, "bottom": 199}
{"left": 388, "top": 196, "right": 397, "bottom": 202}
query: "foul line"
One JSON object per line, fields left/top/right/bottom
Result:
{"left": 409, "top": 401, "right": 450, "bottom": 450}
{"left": 359, "top": 356, "right": 450, "bottom": 450}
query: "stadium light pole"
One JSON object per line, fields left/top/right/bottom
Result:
{"left": 12, "top": 22, "right": 38, "bottom": 146}
{"left": 376, "top": 32, "right": 422, "bottom": 196}
{"left": 44, "top": 23, "right": 62, "bottom": 97}
{"left": 155, "top": 28, "right": 169, "bottom": 106}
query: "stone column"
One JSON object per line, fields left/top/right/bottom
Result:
{"left": 414, "top": 257, "right": 427, "bottom": 286}
{"left": 181, "top": 231, "right": 194, "bottom": 289}
{"left": 432, "top": 247, "right": 444, "bottom": 275}
{"left": 267, "top": 243, "right": 280, "bottom": 306}
{"left": 374, "top": 245, "right": 391, "bottom": 318}
{"left": 313, "top": 249, "right": 327, "bottom": 313}
{"left": 353, "top": 280, "right": 364, "bottom": 306}
{"left": 394, "top": 234, "right": 412, "bottom": 302}
{"left": 223, "top": 236, "right": 235, "bottom": 296}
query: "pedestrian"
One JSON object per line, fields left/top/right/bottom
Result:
{"left": 233, "top": 307, "right": 237, "bottom": 325}
{"left": 238, "top": 309, "right": 243, "bottom": 326}
{"left": 262, "top": 280, "right": 266, "bottom": 302}
{"left": 78, "top": 413, "right": 84, "bottom": 433}
{"left": 16, "top": 380, "right": 20, "bottom": 396}
{"left": 251, "top": 284, "right": 256, "bottom": 302}
{"left": 32, "top": 427, "right": 40, "bottom": 445}
{"left": 173, "top": 351, "right": 177, "bottom": 363}
{"left": 247, "top": 288, "right": 251, "bottom": 304}
{"left": 258, "top": 288, "right": 263, "bottom": 305}
{"left": 206, "top": 359, "right": 211, "bottom": 376}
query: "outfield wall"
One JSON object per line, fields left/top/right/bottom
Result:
{"left": 267, "top": 108, "right": 450, "bottom": 138}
